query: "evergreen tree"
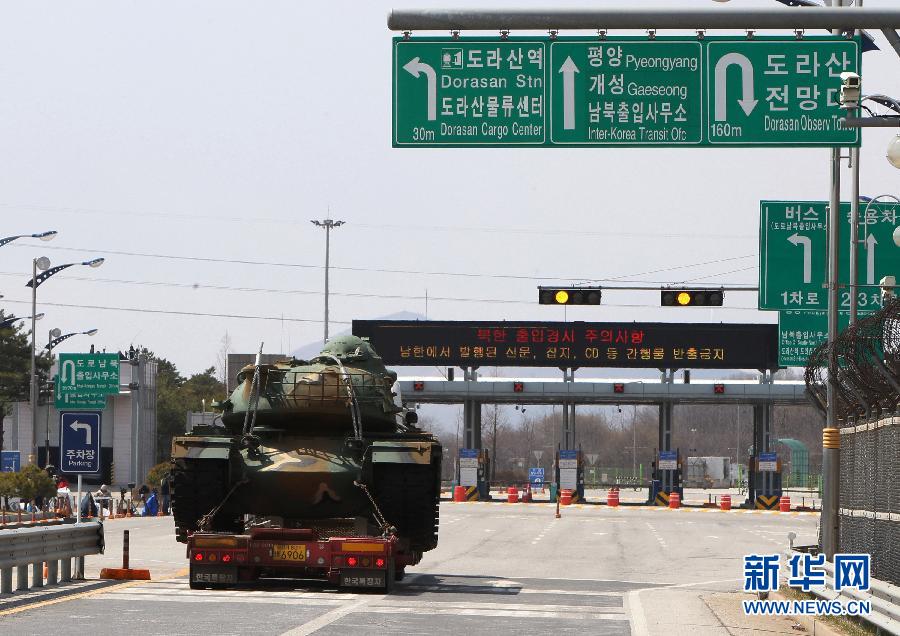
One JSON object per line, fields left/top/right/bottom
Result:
{"left": 0, "top": 311, "right": 51, "bottom": 450}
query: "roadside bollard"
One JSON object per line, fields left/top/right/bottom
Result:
{"left": 453, "top": 486, "right": 466, "bottom": 502}
{"left": 506, "top": 486, "right": 518, "bottom": 504}
{"left": 779, "top": 495, "right": 791, "bottom": 512}
{"left": 607, "top": 489, "right": 619, "bottom": 507}
{"left": 99, "top": 529, "right": 151, "bottom": 581}
{"left": 668, "top": 492, "right": 681, "bottom": 509}
{"left": 720, "top": 494, "right": 732, "bottom": 511}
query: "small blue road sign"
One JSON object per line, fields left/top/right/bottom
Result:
{"left": 1, "top": 450, "right": 20, "bottom": 472}
{"left": 59, "top": 412, "right": 101, "bottom": 474}
{"left": 559, "top": 450, "right": 578, "bottom": 461}
{"left": 529, "top": 468, "right": 545, "bottom": 485}
{"left": 459, "top": 448, "right": 479, "bottom": 459}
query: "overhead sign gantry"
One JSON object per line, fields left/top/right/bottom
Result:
{"left": 393, "top": 36, "right": 860, "bottom": 148}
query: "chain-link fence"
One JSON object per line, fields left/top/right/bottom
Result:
{"left": 839, "top": 415, "right": 900, "bottom": 586}
{"left": 805, "top": 297, "right": 900, "bottom": 585}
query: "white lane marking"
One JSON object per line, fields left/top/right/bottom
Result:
{"left": 626, "top": 590, "right": 650, "bottom": 636}
{"left": 530, "top": 519, "right": 557, "bottom": 545}
{"left": 593, "top": 532, "right": 608, "bottom": 536}
{"left": 362, "top": 606, "right": 626, "bottom": 620}
{"left": 705, "top": 535, "right": 720, "bottom": 539}
{"left": 280, "top": 595, "right": 383, "bottom": 635}
{"left": 96, "top": 592, "right": 349, "bottom": 607}
{"left": 644, "top": 521, "right": 668, "bottom": 549}
{"left": 367, "top": 600, "right": 626, "bottom": 614}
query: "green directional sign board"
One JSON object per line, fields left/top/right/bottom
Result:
{"left": 393, "top": 36, "right": 860, "bottom": 148}
{"left": 759, "top": 200, "right": 900, "bottom": 311}
{"left": 55, "top": 353, "right": 120, "bottom": 410}
{"left": 778, "top": 310, "right": 851, "bottom": 367}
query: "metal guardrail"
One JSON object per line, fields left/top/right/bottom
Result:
{"left": 785, "top": 549, "right": 900, "bottom": 635}
{"left": 0, "top": 521, "right": 104, "bottom": 594}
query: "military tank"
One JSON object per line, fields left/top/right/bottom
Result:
{"left": 170, "top": 336, "right": 442, "bottom": 582}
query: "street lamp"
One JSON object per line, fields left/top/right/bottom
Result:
{"left": 0, "top": 312, "right": 44, "bottom": 329}
{"left": 25, "top": 255, "right": 105, "bottom": 465}
{"left": 42, "top": 327, "right": 98, "bottom": 466}
{"left": 310, "top": 218, "right": 344, "bottom": 343}
{"left": 0, "top": 231, "right": 57, "bottom": 248}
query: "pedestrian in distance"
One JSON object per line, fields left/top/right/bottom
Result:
{"left": 143, "top": 488, "right": 159, "bottom": 517}
{"left": 160, "top": 474, "right": 171, "bottom": 515}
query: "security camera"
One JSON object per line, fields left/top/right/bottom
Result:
{"left": 839, "top": 71, "right": 861, "bottom": 109}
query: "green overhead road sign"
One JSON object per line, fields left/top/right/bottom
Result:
{"left": 778, "top": 310, "right": 853, "bottom": 367}
{"left": 393, "top": 36, "right": 860, "bottom": 148}
{"left": 759, "top": 200, "right": 900, "bottom": 311}
{"left": 55, "top": 353, "right": 120, "bottom": 410}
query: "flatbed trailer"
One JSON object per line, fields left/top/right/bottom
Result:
{"left": 187, "top": 527, "right": 411, "bottom": 592}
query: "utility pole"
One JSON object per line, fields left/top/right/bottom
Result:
{"left": 310, "top": 217, "right": 345, "bottom": 344}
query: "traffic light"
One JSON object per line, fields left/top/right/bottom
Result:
{"left": 538, "top": 286, "right": 602, "bottom": 305}
{"left": 660, "top": 288, "right": 724, "bottom": 307}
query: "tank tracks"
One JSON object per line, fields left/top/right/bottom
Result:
{"left": 171, "top": 457, "right": 242, "bottom": 543}
{"left": 372, "top": 458, "right": 441, "bottom": 554}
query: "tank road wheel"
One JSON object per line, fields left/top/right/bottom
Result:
{"left": 172, "top": 458, "right": 240, "bottom": 543}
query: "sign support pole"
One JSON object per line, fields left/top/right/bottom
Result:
{"left": 76, "top": 473, "right": 82, "bottom": 524}
{"left": 821, "top": 0, "right": 844, "bottom": 561}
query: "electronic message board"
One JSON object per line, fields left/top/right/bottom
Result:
{"left": 353, "top": 321, "right": 779, "bottom": 370}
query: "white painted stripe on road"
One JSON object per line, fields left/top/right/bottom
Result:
{"left": 368, "top": 600, "right": 625, "bottom": 614}
{"left": 280, "top": 595, "right": 383, "bottom": 635}
{"left": 625, "top": 590, "right": 650, "bottom": 636}
{"left": 96, "top": 592, "right": 349, "bottom": 607}
{"left": 362, "top": 605, "right": 627, "bottom": 620}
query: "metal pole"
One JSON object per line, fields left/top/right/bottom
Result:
{"left": 822, "top": 0, "right": 844, "bottom": 559}
{"left": 324, "top": 222, "right": 330, "bottom": 344}
{"left": 387, "top": 7, "right": 900, "bottom": 31}
{"left": 76, "top": 474, "right": 82, "bottom": 524}
{"left": 850, "top": 0, "right": 862, "bottom": 326}
{"left": 30, "top": 258, "right": 37, "bottom": 467}
{"left": 850, "top": 147, "right": 860, "bottom": 324}
{"left": 44, "top": 333, "right": 52, "bottom": 468}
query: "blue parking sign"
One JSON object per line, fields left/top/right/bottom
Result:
{"left": 59, "top": 412, "right": 101, "bottom": 474}
{"left": 529, "top": 468, "right": 545, "bottom": 485}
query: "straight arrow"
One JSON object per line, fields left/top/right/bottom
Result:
{"left": 866, "top": 233, "right": 878, "bottom": 285}
{"left": 787, "top": 233, "right": 812, "bottom": 284}
{"left": 403, "top": 57, "right": 437, "bottom": 121}
{"left": 714, "top": 52, "right": 758, "bottom": 121}
{"left": 559, "top": 56, "right": 579, "bottom": 130}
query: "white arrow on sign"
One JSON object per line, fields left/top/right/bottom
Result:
{"left": 70, "top": 421, "right": 92, "bottom": 445}
{"left": 403, "top": 57, "right": 437, "bottom": 121}
{"left": 866, "top": 233, "right": 878, "bottom": 285}
{"left": 61, "top": 359, "right": 76, "bottom": 386}
{"left": 714, "top": 52, "right": 758, "bottom": 121}
{"left": 787, "top": 233, "right": 813, "bottom": 284}
{"left": 559, "top": 56, "right": 580, "bottom": 130}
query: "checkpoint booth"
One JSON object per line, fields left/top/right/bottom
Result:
{"left": 650, "top": 449, "right": 684, "bottom": 506}
{"left": 751, "top": 451, "right": 783, "bottom": 510}
{"left": 555, "top": 449, "right": 585, "bottom": 503}
{"left": 458, "top": 448, "right": 491, "bottom": 501}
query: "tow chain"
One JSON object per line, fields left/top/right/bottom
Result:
{"left": 354, "top": 480, "right": 394, "bottom": 536}
{"left": 198, "top": 478, "right": 249, "bottom": 532}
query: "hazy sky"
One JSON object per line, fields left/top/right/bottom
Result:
{"left": 1, "top": 0, "right": 899, "bottom": 378}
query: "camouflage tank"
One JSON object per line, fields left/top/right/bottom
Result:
{"left": 170, "top": 336, "right": 442, "bottom": 564}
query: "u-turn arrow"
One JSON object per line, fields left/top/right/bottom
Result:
{"left": 714, "top": 52, "right": 758, "bottom": 121}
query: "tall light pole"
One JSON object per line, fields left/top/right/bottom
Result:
{"left": 26, "top": 256, "right": 104, "bottom": 465}
{"left": 42, "top": 328, "right": 98, "bottom": 466}
{"left": 310, "top": 218, "right": 344, "bottom": 344}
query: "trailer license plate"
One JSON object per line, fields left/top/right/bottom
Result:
{"left": 341, "top": 571, "right": 385, "bottom": 588}
{"left": 271, "top": 544, "right": 306, "bottom": 561}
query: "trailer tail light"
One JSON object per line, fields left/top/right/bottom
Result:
{"left": 222, "top": 553, "right": 232, "bottom": 563}
{"left": 208, "top": 553, "right": 218, "bottom": 562}
{"left": 375, "top": 558, "right": 385, "bottom": 568}
{"left": 235, "top": 553, "right": 246, "bottom": 563}
{"left": 194, "top": 552, "right": 204, "bottom": 561}
{"left": 346, "top": 556, "right": 358, "bottom": 567}
{"left": 361, "top": 557, "right": 371, "bottom": 567}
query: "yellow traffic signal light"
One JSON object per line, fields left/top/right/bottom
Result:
{"left": 661, "top": 289, "right": 724, "bottom": 307}
{"left": 539, "top": 286, "right": 602, "bottom": 305}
